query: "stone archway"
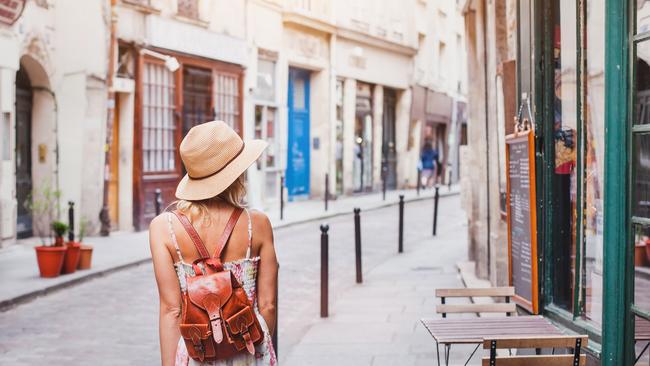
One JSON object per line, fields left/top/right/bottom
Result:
{"left": 15, "top": 51, "right": 56, "bottom": 240}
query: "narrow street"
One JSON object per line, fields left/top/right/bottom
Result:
{"left": 0, "top": 194, "right": 467, "bottom": 365}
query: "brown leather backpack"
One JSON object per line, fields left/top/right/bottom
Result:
{"left": 172, "top": 208, "right": 263, "bottom": 362}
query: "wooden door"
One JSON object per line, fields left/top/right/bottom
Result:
{"left": 286, "top": 68, "right": 311, "bottom": 198}
{"left": 108, "top": 98, "right": 120, "bottom": 228}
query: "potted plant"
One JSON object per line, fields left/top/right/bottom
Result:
{"left": 28, "top": 184, "right": 66, "bottom": 278}
{"left": 77, "top": 219, "right": 93, "bottom": 270}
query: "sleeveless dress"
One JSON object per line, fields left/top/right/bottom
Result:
{"left": 167, "top": 210, "right": 278, "bottom": 366}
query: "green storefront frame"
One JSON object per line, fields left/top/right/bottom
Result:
{"left": 517, "top": 0, "right": 634, "bottom": 364}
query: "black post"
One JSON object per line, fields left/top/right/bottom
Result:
{"left": 68, "top": 201, "right": 75, "bottom": 242}
{"left": 273, "top": 264, "right": 279, "bottom": 355}
{"left": 354, "top": 208, "right": 363, "bottom": 284}
{"left": 381, "top": 160, "right": 387, "bottom": 201}
{"left": 154, "top": 188, "right": 162, "bottom": 216}
{"left": 324, "top": 173, "right": 329, "bottom": 211}
{"left": 416, "top": 169, "right": 422, "bottom": 196}
{"left": 398, "top": 195, "right": 404, "bottom": 253}
{"left": 433, "top": 185, "right": 440, "bottom": 236}
{"left": 280, "top": 175, "right": 285, "bottom": 221}
{"left": 320, "top": 224, "right": 329, "bottom": 318}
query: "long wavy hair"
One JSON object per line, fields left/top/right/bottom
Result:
{"left": 172, "top": 175, "right": 246, "bottom": 225}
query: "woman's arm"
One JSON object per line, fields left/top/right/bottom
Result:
{"left": 149, "top": 215, "right": 183, "bottom": 366}
{"left": 253, "top": 211, "right": 279, "bottom": 336}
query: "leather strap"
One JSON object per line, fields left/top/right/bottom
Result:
{"left": 212, "top": 208, "right": 244, "bottom": 259}
{"left": 172, "top": 210, "right": 211, "bottom": 259}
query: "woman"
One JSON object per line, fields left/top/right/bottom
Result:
{"left": 149, "top": 121, "right": 278, "bottom": 366}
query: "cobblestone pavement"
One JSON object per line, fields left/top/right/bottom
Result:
{"left": 0, "top": 194, "right": 463, "bottom": 365}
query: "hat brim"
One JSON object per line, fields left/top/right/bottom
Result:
{"left": 175, "top": 139, "right": 268, "bottom": 201}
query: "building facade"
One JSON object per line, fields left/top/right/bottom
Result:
{"left": 0, "top": 0, "right": 109, "bottom": 247}
{"left": 462, "top": 0, "right": 646, "bottom": 364}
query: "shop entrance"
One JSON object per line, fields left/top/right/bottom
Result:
{"left": 382, "top": 88, "right": 397, "bottom": 189}
{"left": 354, "top": 82, "right": 373, "bottom": 192}
{"left": 15, "top": 66, "right": 33, "bottom": 239}
{"left": 286, "top": 68, "right": 310, "bottom": 199}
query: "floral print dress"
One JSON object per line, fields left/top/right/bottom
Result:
{"left": 167, "top": 211, "right": 277, "bottom": 366}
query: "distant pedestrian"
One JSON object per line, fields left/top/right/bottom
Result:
{"left": 149, "top": 121, "right": 278, "bottom": 366}
{"left": 420, "top": 140, "right": 438, "bottom": 188}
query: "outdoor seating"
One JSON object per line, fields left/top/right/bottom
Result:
{"left": 422, "top": 286, "right": 563, "bottom": 366}
{"left": 481, "top": 335, "right": 588, "bottom": 366}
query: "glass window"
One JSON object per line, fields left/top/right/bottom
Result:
{"left": 214, "top": 72, "right": 241, "bottom": 134}
{"left": 638, "top": 0, "right": 650, "bottom": 34}
{"left": 293, "top": 78, "right": 305, "bottom": 110}
{"left": 550, "top": 0, "right": 579, "bottom": 312}
{"left": 335, "top": 80, "right": 344, "bottom": 194}
{"left": 581, "top": 0, "right": 605, "bottom": 325}
{"left": 266, "top": 107, "right": 277, "bottom": 168}
{"left": 142, "top": 62, "right": 176, "bottom": 173}
{"left": 255, "top": 59, "right": 276, "bottom": 102}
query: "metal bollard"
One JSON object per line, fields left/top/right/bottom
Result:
{"left": 433, "top": 185, "right": 440, "bottom": 236}
{"left": 273, "top": 265, "right": 279, "bottom": 355}
{"left": 398, "top": 195, "right": 404, "bottom": 253}
{"left": 68, "top": 201, "right": 75, "bottom": 242}
{"left": 280, "top": 175, "right": 285, "bottom": 221}
{"left": 154, "top": 188, "right": 163, "bottom": 216}
{"left": 354, "top": 208, "right": 363, "bottom": 284}
{"left": 324, "top": 173, "right": 329, "bottom": 211}
{"left": 382, "top": 176, "right": 387, "bottom": 201}
{"left": 320, "top": 224, "right": 329, "bottom": 318}
{"left": 417, "top": 169, "right": 422, "bottom": 196}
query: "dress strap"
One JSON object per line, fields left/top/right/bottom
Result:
{"left": 245, "top": 209, "right": 252, "bottom": 259}
{"left": 167, "top": 212, "right": 185, "bottom": 263}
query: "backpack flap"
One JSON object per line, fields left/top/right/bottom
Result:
{"left": 187, "top": 272, "right": 234, "bottom": 344}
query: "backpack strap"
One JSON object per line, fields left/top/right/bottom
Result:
{"left": 171, "top": 210, "right": 211, "bottom": 259}
{"left": 212, "top": 207, "right": 244, "bottom": 259}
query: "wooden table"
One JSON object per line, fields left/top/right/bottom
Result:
{"left": 421, "top": 316, "right": 562, "bottom": 366}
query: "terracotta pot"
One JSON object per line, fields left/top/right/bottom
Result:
{"left": 62, "top": 242, "right": 81, "bottom": 274}
{"left": 77, "top": 245, "right": 93, "bottom": 270}
{"left": 636, "top": 244, "right": 649, "bottom": 267}
{"left": 34, "top": 246, "right": 66, "bottom": 278}
{"left": 54, "top": 236, "right": 64, "bottom": 246}
{"left": 646, "top": 240, "right": 650, "bottom": 265}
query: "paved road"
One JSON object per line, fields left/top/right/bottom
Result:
{"left": 0, "top": 194, "right": 462, "bottom": 365}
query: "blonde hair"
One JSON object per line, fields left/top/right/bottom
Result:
{"left": 173, "top": 175, "right": 246, "bottom": 225}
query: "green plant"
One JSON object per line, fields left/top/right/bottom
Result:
{"left": 78, "top": 218, "right": 89, "bottom": 243}
{"left": 52, "top": 221, "right": 68, "bottom": 238}
{"left": 23, "top": 182, "right": 62, "bottom": 246}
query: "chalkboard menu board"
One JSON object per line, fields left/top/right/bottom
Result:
{"left": 505, "top": 130, "right": 539, "bottom": 314}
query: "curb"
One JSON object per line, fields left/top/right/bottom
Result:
{"left": 0, "top": 190, "right": 459, "bottom": 312}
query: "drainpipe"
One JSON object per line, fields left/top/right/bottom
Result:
{"left": 99, "top": 0, "right": 118, "bottom": 236}
{"left": 481, "top": 0, "right": 492, "bottom": 279}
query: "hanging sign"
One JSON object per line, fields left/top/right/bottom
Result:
{"left": 505, "top": 97, "right": 539, "bottom": 314}
{"left": 0, "top": 0, "right": 26, "bottom": 26}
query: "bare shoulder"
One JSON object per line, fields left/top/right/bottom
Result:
{"left": 149, "top": 213, "right": 169, "bottom": 233}
{"left": 248, "top": 209, "right": 273, "bottom": 240}
{"left": 148, "top": 213, "right": 172, "bottom": 250}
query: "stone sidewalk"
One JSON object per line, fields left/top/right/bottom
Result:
{"left": 282, "top": 194, "right": 481, "bottom": 366}
{"left": 0, "top": 186, "right": 458, "bottom": 310}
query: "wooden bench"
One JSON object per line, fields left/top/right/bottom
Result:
{"left": 481, "top": 335, "right": 588, "bottom": 366}
{"left": 436, "top": 287, "right": 517, "bottom": 318}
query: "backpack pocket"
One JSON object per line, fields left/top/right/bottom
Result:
{"left": 179, "top": 323, "right": 216, "bottom": 362}
{"left": 225, "top": 306, "right": 262, "bottom": 354}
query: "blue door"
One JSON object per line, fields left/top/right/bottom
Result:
{"left": 287, "top": 68, "right": 310, "bottom": 199}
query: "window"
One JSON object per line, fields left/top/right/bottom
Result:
{"left": 142, "top": 62, "right": 176, "bottom": 173}
{"left": 214, "top": 72, "right": 241, "bottom": 134}
{"left": 581, "top": 0, "right": 605, "bottom": 326}
{"left": 550, "top": 0, "right": 579, "bottom": 313}
{"left": 335, "top": 80, "right": 345, "bottom": 194}
{"left": 177, "top": 0, "right": 199, "bottom": 19}
{"left": 254, "top": 58, "right": 276, "bottom": 103}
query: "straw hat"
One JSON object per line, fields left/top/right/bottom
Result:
{"left": 175, "top": 121, "right": 267, "bottom": 201}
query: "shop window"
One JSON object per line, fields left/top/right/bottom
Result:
{"left": 142, "top": 62, "right": 176, "bottom": 173}
{"left": 213, "top": 72, "right": 241, "bottom": 134}
{"left": 254, "top": 105, "right": 279, "bottom": 201}
{"left": 581, "top": 0, "right": 605, "bottom": 326}
{"left": 550, "top": 0, "right": 579, "bottom": 313}
{"left": 177, "top": 0, "right": 199, "bottom": 19}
